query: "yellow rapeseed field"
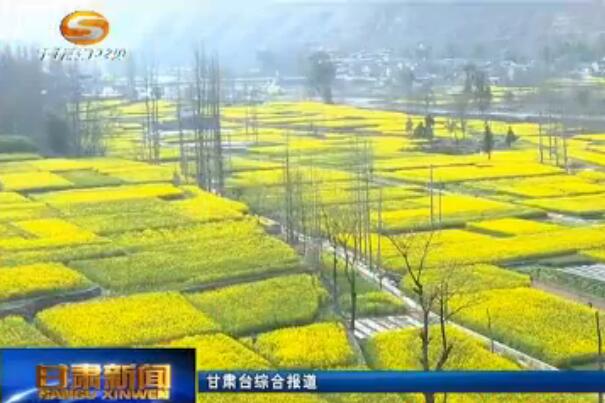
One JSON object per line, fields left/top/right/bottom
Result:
{"left": 451, "top": 287, "right": 600, "bottom": 366}
{"left": 0, "top": 263, "right": 90, "bottom": 301}
{"left": 251, "top": 322, "right": 357, "bottom": 369}
{"left": 167, "top": 333, "right": 271, "bottom": 370}
{"left": 36, "top": 292, "right": 219, "bottom": 346}
{"left": 467, "top": 218, "right": 563, "bottom": 236}
{"left": 187, "top": 274, "right": 327, "bottom": 335}
{"left": 0, "top": 171, "right": 73, "bottom": 192}
{"left": 34, "top": 183, "right": 183, "bottom": 205}
{"left": 365, "top": 325, "right": 519, "bottom": 370}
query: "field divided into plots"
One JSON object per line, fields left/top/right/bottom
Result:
{"left": 0, "top": 151, "right": 421, "bottom": 403}
{"left": 218, "top": 101, "right": 605, "bottom": 375}
{"left": 4, "top": 99, "right": 605, "bottom": 402}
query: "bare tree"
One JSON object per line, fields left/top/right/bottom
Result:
{"left": 125, "top": 54, "right": 138, "bottom": 101}
{"left": 282, "top": 131, "right": 296, "bottom": 244}
{"left": 344, "top": 137, "right": 374, "bottom": 329}
{"left": 64, "top": 65, "right": 107, "bottom": 157}
{"left": 318, "top": 138, "right": 373, "bottom": 330}
{"left": 376, "top": 187, "right": 385, "bottom": 289}
{"left": 79, "top": 100, "right": 108, "bottom": 156}
{"left": 175, "top": 68, "right": 188, "bottom": 179}
{"left": 462, "top": 64, "right": 492, "bottom": 124}
{"left": 142, "top": 64, "right": 159, "bottom": 163}
{"left": 191, "top": 46, "right": 223, "bottom": 193}
{"left": 453, "top": 92, "right": 469, "bottom": 141}
{"left": 244, "top": 85, "right": 260, "bottom": 144}
{"left": 67, "top": 66, "right": 82, "bottom": 156}
{"left": 335, "top": 210, "right": 363, "bottom": 331}
{"left": 321, "top": 205, "right": 342, "bottom": 304}
{"left": 387, "top": 231, "right": 479, "bottom": 403}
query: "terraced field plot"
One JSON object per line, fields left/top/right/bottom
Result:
{"left": 467, "top": 217, "right": 564, "bottom": 236}
{"left": 246, "top": 322, "right": 359, "bottom": 369}
{"left": 187, "top": 274, "right": 327, "bottom": 336}
{"left": 469, "top": 175, "right": 605, "bottom": 198}
{"left": 380, "top": 162, "right": 562, "bottom": 184}
{"left": 451, "top": 287, "right": 602, "bottom": 367}
{"left": 36, "top": 292, "right": 220, "bottom": 346}
{"left": 374, "top": 194, "right": 539, "bottom": 232}
{"left": 523, "top": 193, "right": 605, "bottom": 217}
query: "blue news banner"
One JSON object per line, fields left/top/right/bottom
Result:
{"left": 3, "top": 349, "right": 605, "bottom": 402}
{"left": 198, "top": 370, "right": 605, "bottom": 394}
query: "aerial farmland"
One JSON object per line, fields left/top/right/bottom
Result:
{"left": 4, "top": 1, "right": 605, "bottom": 402}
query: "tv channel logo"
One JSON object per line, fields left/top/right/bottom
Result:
{"left": 60, "top": 11, "right": 110, "bottom": 46}
{"left": 36, "top": 363, "right": 172, "bottom": 400}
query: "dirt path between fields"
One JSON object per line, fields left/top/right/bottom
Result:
{"left": 532, "top": 280, "right": 605, "bottom": 310}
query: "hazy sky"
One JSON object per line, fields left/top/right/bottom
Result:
{"left": 0, "top": 0, "right": 592, "bottom": 51}
{"left": 0, "top": 0, "right": 241, "bottom": 48}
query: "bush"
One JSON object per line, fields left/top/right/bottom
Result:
{"left": 0, "top": 135, "right": 37, "bottom": 153}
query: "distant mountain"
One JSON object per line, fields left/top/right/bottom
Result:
{"left": 128, "top": 1, "right": 605, "bottom": 72}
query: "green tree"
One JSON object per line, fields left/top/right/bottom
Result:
{"left": 424, "top": 115, "right": 435, "bottom": 141}
{"left": 45, "top": 113, "right": 72, "bottom": 155}
{"left": 505, "top": 126, "right": 518, "bottom": 148}
{"left": 305, "top": 51, "right": 336, "bottom": 104}
{"left": 483, "top": 124, "right": 494, "bottom": 160}
{"left": 413, "top": 122, "right": 426, "bottom": 138}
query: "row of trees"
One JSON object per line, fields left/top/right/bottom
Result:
{"left": 136, "top": 47, "right": 225, "bottom": 194}
{"left": 274, "top": 132, "right": 479, "bottom": 403}
{"left": 0, "top": 47, "right": 109, "bottom": 156}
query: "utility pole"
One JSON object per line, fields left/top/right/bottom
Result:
{"left": 597, "top": 311, "right": 603, "bottom": 403}
{"left": 210, "top": 55, "right": 224, "bottom": 194}
{"left": 438, "top": 183, "right": 443, "bottom": 227}
{"left": 538, "top": 112, "right": 544, "bottom": 163}
{"left": 377, "top": 187, "right": 383, "bottom": 289}
{"left": 176, "top": 68, "right": 187, "bottom": 180}
{"left": 429, "top": 165, "right": 434, "bottom": 227}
